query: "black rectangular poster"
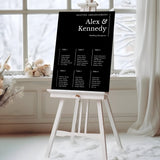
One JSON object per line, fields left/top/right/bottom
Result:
{"left": 52, "top": 11, "right": 115, "bottom": 92}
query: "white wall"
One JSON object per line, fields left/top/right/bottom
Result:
{"left": 0, "top": 76, "right": 137, "bottom": 134}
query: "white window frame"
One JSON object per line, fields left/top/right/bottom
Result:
{"left": 0, "top": 0, "right": 136, "bottom": 75}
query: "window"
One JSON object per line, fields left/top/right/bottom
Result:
{"left": 0, "top": 0, "right": 136, "bottom": 73}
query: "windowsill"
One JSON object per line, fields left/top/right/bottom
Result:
{"left": 4, "top": 74, "right": 136, "bottom": 82}
{"left": 3, "top": 74, "right": 136, "bottom": 90}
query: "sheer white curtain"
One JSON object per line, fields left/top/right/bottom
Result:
{"left": 128, "top": 0, "right": 160, "bottom": 136}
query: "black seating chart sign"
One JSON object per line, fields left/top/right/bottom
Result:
{"left": 52, "top": 11, "right": 115, "bottom": 92}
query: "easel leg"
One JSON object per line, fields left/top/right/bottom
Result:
{"left": 71, "top": 97, "right": 80, "bottom": 142}
{"left": 78, "top": 101, "right": 83, "bottom": 133}
{"left": 84, "top": 100, "right": 89, "bottom": 134}
{"left": 97, "top": 100, "right": 108, "bottom": 160}
{"left": 45, "top": 99, "right": 64, "bottom": 159}
{"left": 104, "top": 97, "right": 123, "bottom": 149}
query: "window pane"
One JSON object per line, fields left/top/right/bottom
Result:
{"left": 0, "top": 15, "right": 23, "bottom": 71}
{"left": 72, "top": 0, "right": 109, "bottom": 9}
{"left": 28, "top": 0, "right": 67, "bottom": 9}
{"left": 114, "top": 0, "right": 136, "bottom": 9}
{"left": 114, "top": 14, "right": 136, "bottom": 70}
{"left": 0, "top": 0, "right": 22, "bottom": 10}
{"left": 28, "top": 14, "right": 58, "bottom": 68}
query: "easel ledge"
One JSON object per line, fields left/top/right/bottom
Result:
{"left": 47, "top": 89, "right": 108, "bottom": 100}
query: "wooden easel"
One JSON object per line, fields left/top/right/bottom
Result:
{"left": 44, "top": 90, "right": 123, "bottom": 160}
{"left": 44, "top": 1, "right": 122, "bottom": 159}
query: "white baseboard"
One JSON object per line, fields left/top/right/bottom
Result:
{"left": 0, "top": 114, "right": 136, "bottom": 134}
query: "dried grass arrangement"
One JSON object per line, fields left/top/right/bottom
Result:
{"left": 0, "top": 56, "right": 23, "bottom": 107}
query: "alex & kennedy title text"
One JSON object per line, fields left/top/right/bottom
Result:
{"left": 78, "top": 18, "right": 108, "bottom": 33}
